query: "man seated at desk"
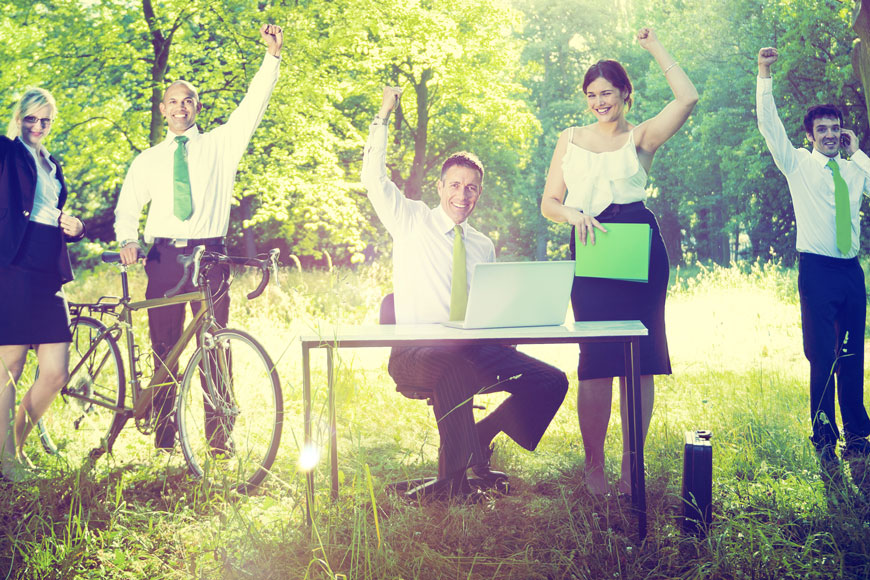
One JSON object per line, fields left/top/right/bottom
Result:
{"left": 361, "top": 87, "right": 569, "bottom": 499}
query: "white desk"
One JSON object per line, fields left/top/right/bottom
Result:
{"left": 300, "top": 320, "right": 649, "bottom": 539}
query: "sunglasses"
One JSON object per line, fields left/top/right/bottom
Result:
{"left": 22, "top": 115, "right": 53, "bottom": 127}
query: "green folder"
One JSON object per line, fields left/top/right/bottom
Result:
{"left": 574, "top": 223, "right": 651, "bottom": 282}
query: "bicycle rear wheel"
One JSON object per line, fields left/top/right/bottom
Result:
{"left": 38, "top": 316, "right": 126, "bottom": 465}
{"left": 176, "top": 328, "right": 282, "bottom": 492}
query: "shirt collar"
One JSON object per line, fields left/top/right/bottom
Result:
{"left": 163, "top": 124, "right": 200, "bottom": 145}
{"left": 811, "top": 147, "right": 840, "bottom": 167}
{"left": 17, "top": 137, "right": 50, "bottom": 162}
{"left": 433, "top": 204, "right": 467, "bottom": 236}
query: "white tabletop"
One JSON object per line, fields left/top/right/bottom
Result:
{"left": 300, "top": 320, "right": 647, "bottom": 348}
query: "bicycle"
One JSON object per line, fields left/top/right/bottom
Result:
{"left": 34, "top": 245, "right": 283, "bottom": 492}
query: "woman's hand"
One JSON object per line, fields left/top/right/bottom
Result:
{"left": 59, "top": 212, "right": 84, "bottom": 238}
{"left": 567, "top": 208, "right": 607, "bottom": 246}
{"left": 636, "top": 27, "right": 659, "bottom": 51}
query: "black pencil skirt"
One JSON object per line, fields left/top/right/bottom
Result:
{"left": 570, "top": 201, "right": 672, "bottom": 379}
{"left": 0, "top": 222, "right": 71, "bottom": 346}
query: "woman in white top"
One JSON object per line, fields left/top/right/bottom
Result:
{"left": 541, "top": 28, "right": 698, "bottom": 495}
{"left": 0, "top": 88, "right": 85, "bottom": 481}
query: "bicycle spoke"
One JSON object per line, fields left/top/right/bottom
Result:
{"left": 38, "top": 317, "right": 126, "bottom": 464}
{"left": 176, "top": 328, "right": 282, "bottom": 492}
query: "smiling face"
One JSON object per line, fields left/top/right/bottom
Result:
{"left": 437, "top": 164, "right": 483, "bottom": 224}
{"left": 585, "top": 77, "right": 628, "bottom": 123}
{"left": 808, "top": 116, "right": 842, "bottom": 158}
{"left": 17, "top": 104, "right": 54, "bottom": 148}
{"left": 159, "top": 82, "right": 202, "bottom": 135}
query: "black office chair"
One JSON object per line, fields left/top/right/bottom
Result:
{"left": 379, "top": 293, "right": 437, "bottom": 404}
{"left": 380, "top": 293, "right": 441, "bottom": 493}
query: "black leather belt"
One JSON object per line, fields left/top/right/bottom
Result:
{"left": 153, "top": 237, "right": 225, "bottom": 248}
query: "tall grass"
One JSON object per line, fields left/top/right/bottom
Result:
{"left": 1, "top": 259, "right": 869, "bottom": 579}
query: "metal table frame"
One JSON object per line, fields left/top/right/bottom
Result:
{"left": 300, "top": 320, "right": 649, "bottom": 540}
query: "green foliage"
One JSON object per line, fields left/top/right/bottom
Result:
{"left": 2, "top": 0, "right": 868, "bottom": 267}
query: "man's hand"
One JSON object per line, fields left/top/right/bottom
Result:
{"left": 119, "top": 242, "right": 143, "bottom": 266}
{"left": 842, "top": 128, "right": 860, "bottom": 156}
{"left": 758, "top": 47, "right": 778, "bottom": 78}
{"left": 379, "top": 86, "right": 402, "bottom": 120}
{"left": 636, "top": 27, "right": 659, "bottom": 51}
{"left": 261, "top": 23, "right": 283, "bottom": 57}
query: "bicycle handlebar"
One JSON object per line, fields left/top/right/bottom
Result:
{"left": 164, "top": 245, "right": 205, "bottom": 298}
{"left": 163, "top": 246, "right": 280, "bottom": 300}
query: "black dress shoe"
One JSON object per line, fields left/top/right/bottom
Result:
{"left": 404, "top": 475, "right": 473, "bottom": 501}
{"left": 812, "top": 437, "right": 840, "bottom": 468}
{"left": 470, "top": 464, "right": 509, "bottom": 485}
{"left": 844, "top": 437, "right": 870, "bottom": 458}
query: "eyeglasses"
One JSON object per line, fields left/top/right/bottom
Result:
{"left": 22, "top": 115, "right": 53, "bottom": 127}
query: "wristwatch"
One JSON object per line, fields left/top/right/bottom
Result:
{"left": 119, "top": 239, "right": 139, "bottom": 248}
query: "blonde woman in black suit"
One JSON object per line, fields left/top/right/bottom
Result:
{"left": 0, "top": 88, "right": 85, "bottom": 481}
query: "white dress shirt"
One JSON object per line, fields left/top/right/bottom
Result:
{"left": 20, "top": 138, "right": 62, "bottom": 227}
{"left": 114, "top": 53, "right": 280, "bottom": 243}
{"left": 361, "top": 122, "right": 495, "bottom": 324}
{"left": 757, "top": 76, "right": 870, "bottom": 258}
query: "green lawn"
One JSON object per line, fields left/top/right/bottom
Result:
{"left": 2, "top": 260, "right": 869, "bottom": 579}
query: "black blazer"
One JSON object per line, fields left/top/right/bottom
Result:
{"left": 0, "top": 136, "right": 84, "bottom": 283}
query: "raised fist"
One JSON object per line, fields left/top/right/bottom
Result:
{"left": 637, "top": 27, "right": 658, "bottom": 51}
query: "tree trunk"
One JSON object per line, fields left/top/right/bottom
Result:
{"left": 142, "top": 0, "right": 176, "bottom": 147}
{"left": 404, "top": 68, "right": 432, "bottom": 201}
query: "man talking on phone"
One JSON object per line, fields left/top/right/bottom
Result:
{"left": 757, "top": 47, "right": 870, "bottom": 466}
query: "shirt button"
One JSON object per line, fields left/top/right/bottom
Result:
{"left": 22, "top": 210, "right": 30, "bottom": 217}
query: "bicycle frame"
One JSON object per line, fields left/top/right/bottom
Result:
{"left": 64, "top": 265, "right": 221, "bottom": 433}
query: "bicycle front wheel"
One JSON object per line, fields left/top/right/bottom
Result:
{"left": 176, "top": 328, "right": 282, "bottom": 492}
{"left": 38, "top": 316, "right": 126, "bottom": 465}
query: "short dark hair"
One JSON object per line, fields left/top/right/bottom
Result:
{"left": 803, "top": 104, "right": 843, "bottom": 135}
{"left": 440, "top": 151, "right": 485, "bottom": 183}
{"left": 583, "top": 60, "right": 633, "bottom": 110}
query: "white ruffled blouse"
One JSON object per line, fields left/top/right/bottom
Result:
{"left": 561, "top": 127, "right": 648, "bottom": 217}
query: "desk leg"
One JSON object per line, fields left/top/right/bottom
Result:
{"left": 302, "top": 344, "right": 313, "bottom": 526}
{"left": 624, "top": 337, "right": 647, "bottom": 541}
{"left": 328, "top": 347, "right": 338, "bottom": 500}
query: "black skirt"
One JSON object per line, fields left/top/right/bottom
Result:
{"left": 0, "top": 222, "right": 71, "bottom": 345}
{"left": 570, "top": 201, "right": 672, "bottom": 379}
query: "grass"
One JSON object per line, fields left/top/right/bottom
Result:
{"left": 2, "top": 258, "right": 870, "bottom": 579}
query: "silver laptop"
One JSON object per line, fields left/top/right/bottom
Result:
{"left": 442, "top": 261, "right": 574, "bottom": 329}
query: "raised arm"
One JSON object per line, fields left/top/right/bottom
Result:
{"left": 756, "top": 47, "right": 801, "bottom": 175}
{"left": 361, "top": 87, "right": 415, "bottom": 236}
{"left": 633, "top": 28, "right": 699, "bottom": 155}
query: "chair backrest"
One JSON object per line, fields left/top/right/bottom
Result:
{"left": 379, "top": 293, "right": 396, "bottom": 325}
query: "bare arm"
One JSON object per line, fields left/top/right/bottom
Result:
{"left": 540, "top": 129, "right": 606, "bottom": 245}
{"left": 633, "top": 28, "right": 699, "bottom": 155}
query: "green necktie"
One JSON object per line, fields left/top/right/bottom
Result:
{"left": 173, "top": 135, "right": 193, "bottom": 221}
{"left": 826, "top": 158, "right": 851, "bottom": 255}
{"left": 449, "top": 225, "right": 467, "bottom": 321}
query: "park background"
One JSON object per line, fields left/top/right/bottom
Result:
{"left": 2, "top": 0, "right": 870, "bottom": 579}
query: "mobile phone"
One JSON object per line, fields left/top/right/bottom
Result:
{"left": 841, "top": 133, "right": 851, "bottom": 148}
